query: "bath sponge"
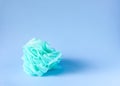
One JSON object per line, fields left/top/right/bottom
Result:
{"left": 22, "top": 38, "right": 62, "bottom": 76}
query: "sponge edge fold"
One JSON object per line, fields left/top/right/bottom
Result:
{"left": 22, "top": 38, "right": 62, "bottom": 76}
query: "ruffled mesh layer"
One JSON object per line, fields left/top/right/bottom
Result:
{"left": 22, "top": 38, "right": 62, "bottom": 76}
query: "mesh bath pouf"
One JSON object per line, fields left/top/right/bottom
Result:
{"left": 22, "top": 38, "right": 62, "bottom": 76}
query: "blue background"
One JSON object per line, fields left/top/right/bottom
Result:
{"left": 0, "top": 0, "right": 120, "bottom": 86}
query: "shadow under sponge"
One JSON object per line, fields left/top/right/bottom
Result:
{"left": 22, "top": 38, "right": 62, "bottom": 76}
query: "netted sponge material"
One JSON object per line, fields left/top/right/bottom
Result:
{"left": 22, "top": 38, "right": 62, "bottom": 76}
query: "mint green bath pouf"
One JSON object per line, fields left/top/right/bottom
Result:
{"left": 22, "top": 38, "right": 62, "bottom": 76}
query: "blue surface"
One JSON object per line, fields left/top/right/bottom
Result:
{"left": 0, "top": 0, "right": 120, "bottom": 86}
